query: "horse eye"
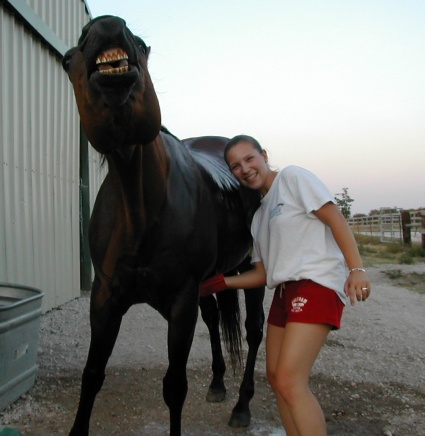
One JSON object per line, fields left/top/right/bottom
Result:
{"left": 62, "top": 51, "right": 73, "bottom": 72}
{"left": 134, "top": 37, "right": 148, "bottom": 55}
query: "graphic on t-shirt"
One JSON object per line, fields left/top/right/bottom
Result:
{"left": 269, "top": 203, "right": 284, "bottom": 219}
{"left": 291, "top": 297, "right": 307, "bottom": 313}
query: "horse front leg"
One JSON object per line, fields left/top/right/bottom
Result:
{"left": 199, "top": 295, "right": 227, "bottom": 402}
{"left": 163, "top": 290, "right": 199, "bottom": 436}
{"left": 70, "top": 282, "right": 125, "bottom": 436}
{"left": 229, "top": 287, "right": 265, "bottom": 428}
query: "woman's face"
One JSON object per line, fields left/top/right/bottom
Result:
{"left": 226, "top": 141, "right": 272, "bottom": 194}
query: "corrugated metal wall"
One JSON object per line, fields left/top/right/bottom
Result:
{"left": 21, "top": 0, "right": 106, "bottom": 214}
{"left": 25, "top": 0, "right": 90, "bottom": 49}
{"left": 0, "top": 1, "right": 101, "bottom": 312}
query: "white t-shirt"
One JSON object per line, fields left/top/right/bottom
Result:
{"left": 251, "top": 165, "right": 347, "bottom": 304}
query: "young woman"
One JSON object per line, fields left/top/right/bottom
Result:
{"left": 200, "top": 134, "right": 371, "bottom": 436}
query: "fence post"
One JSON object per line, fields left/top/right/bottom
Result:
{"left": 401, "top": 211, "right": 411, "bottom": 246}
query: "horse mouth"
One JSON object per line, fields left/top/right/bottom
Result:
{"left": 95, "top": 48, "right": 132, "bottom": 74}
{"left": 89, "top": 46, "right": 140, "bottom": 107}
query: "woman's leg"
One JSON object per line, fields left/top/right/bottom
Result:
{"left": 266, "top": 322, "right": 331, "bottom": 436}
{"left": 266, "top": 323, "right": 299, "bottom": 436}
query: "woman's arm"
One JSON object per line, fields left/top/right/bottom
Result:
{"left": 224, "top": 261, "right": 267, "bottom": 289}
{"left": 314, "top": 202, "right": 371, "bottom": 305}
{"left": 200, "top": 261, "right": 266, "bottom": 297}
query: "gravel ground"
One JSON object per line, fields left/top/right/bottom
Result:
{"left": 1, "top": 263, "right": 424, "bottom": 435}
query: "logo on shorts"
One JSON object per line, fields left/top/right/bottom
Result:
{"left": 291, "top": 297, "right": 308, "bottom": 313}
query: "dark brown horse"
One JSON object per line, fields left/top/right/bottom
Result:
{"left": 63, "top": 15, "right": 264, "bottom": 435}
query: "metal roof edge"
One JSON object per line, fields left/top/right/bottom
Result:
{"left": 81, "top": 0, "right": 93, "bottom": 19}
{"left": 2, "top": 0, "right": 72, "bottom": 57}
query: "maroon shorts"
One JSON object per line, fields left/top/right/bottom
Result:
{"left": 267, "top": 280, "right": 344, "bottom": 330}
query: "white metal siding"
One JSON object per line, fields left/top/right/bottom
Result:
{"left": 0, "top": 1, "right": 92, "bottom": 312}
{"left": 26, "top": 0, "right": 90, "bottom": 49}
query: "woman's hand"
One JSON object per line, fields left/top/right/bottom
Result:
{"left": 199, "top": 274, "right": 227, "bottom": 297}
{"left": 199, "top": 261, "right": 267, "bottom": 297}
{"left": 344, "top": 269, "right": 371, "bottom": 305}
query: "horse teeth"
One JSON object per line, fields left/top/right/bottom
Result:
{"left": 96, "top": 48, "right": 128, "bottom": 65}
{"left": 99, "top": 66, "right": 129, "bottom": 74}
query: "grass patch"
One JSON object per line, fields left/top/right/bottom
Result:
{"left": 407, "top": 245, "right": 425, "bottom": 258}
{"left": 385, "top": 242, "right": 406, "bottom": 254}
{"left": 385, "top": 269, "right": 402, "bottom": 279}
{"left": 354, "top": 234, "right": 424, "bottom": 266}
{"left": 354, "top": 234, "right": 424, "bottom": 294}
{"left": 382, "top": 270, "right": 425, "bottom": 294}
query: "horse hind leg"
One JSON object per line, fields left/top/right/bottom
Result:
{"left": 70, "top": 281, "right": 126, "bottom": 435}
{"left": 199, "top": 295, "right": 227, "bottom": 402}
{"left": 229, "top": 286, "right": 265, "bottom": 428}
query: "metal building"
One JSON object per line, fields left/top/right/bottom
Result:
{"left": 0, "top": 0, "right": 105, "bottom": 312}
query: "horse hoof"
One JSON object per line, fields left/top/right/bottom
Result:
{"left": 206, "top": 387, "right": 226, "bottom": 403}
{"left": 228, "top": 411, "right": 251, "bottom": 428}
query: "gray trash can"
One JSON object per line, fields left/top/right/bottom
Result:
{"left": 0, "top": 283, "right": 44, "bottom": 411}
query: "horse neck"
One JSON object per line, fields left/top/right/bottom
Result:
{"left": 106, "top": 138, "right": 168, "bottom": 245}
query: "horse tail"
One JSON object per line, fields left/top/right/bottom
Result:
{"left": 216, "top": 289, "right": 243, "bottom": 372}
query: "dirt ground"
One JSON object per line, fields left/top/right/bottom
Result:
{"left": 1, "top": 263, "right": 425, "bottom": 435}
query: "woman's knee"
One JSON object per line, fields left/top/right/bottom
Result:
{"left": 272, "top": 373, "right": 305, "bottom": 404}
{"left": 266, "top": 366, "right": 295, "bottom": 399}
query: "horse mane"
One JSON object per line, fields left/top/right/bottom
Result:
{"left": 160, "top": 125, "right": 179, "bottom": 139}
{"left": 97, "top": 126, "right": 239, "bottom": 194}
{"left": 187, "top": 148, "right": 239, "bottom": 192}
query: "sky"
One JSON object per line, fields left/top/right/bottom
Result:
{"left": 86, "top": 0, "right": 424, "bottom": 215}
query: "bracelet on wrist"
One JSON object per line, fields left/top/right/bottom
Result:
{"left": 349, "top": 267, "right": 366, "bottom": 274}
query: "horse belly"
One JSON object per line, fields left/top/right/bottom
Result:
{"left": 216, "top": 229, "right": 252, "bottom": 274}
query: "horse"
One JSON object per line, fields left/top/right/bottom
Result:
{"left": 62, "top": 15, "right": 265, "bottom": 435}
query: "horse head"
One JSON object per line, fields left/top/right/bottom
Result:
{"left": 62, "top": 15, "right": 161, "bottom": 153}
